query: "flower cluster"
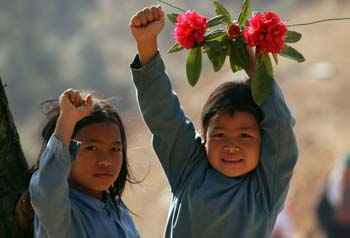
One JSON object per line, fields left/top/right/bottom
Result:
{"left": 167, "top": 0, "right": 304, "bottom": 105}
{"left": 173, "top": 11, "right": 208, "bottom": 49}
{"left": 243, "top": 12, "right": 287, "bottom": 55}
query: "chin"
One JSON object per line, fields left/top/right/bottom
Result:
{"left": 221, "top": 167, "right": 257, "bottom": 178}
{"left": 224, "top": 172, "right": 246, "bottom": 178}
{"left": 93, "top": 184, "right": 112, "bottom": 192}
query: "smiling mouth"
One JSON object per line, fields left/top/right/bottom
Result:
{"left": 221, "top": 158, "right": 244, "bottom": 164}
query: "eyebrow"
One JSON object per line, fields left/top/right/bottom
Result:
{"left": 210, "top": 126, "right": 260, "bottom": 132}
{"left": 82, "top": 139, "right": 122, "bottom": 145}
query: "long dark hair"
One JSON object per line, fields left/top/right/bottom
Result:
{"left": 31, "top": 91, "right": 138, "bottom": 211}
{"left": 200, "top": 81, "right": 262, "bottom": 142}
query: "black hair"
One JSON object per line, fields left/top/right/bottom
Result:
{"left": 31, "top": 91, "right": 139, "bottom": 213}
{"left": 200, "top": 81, "right": 262, "bottom": 142}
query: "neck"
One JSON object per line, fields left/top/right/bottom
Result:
{"left": 69, "top": 181, "right": 104, "bottom": 200}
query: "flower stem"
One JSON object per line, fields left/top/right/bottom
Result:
{"left": 157, "top": 0, "right": 186, "bottom": 12}
{"left": 287, "top": 17, "right": 350, "bottom": 27}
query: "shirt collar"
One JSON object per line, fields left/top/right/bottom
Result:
{"left": 69, "top": 187, "right": 114, "bottom": 212}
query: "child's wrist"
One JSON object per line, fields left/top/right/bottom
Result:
{"left": 137, "top": 40, "right": 158, "bottom": 66}
{"left": 54, "top": 114, "right": 77, "bottom": 145}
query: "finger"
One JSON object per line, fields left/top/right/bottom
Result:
{"left": 136, "top": 11, "right": 148, "bottom": 26}
{"left": 79, "top": 95, "right": 93, "bottom": 116}
{"left": 144, "top": 7, "right": 153, "bottom": 22}
{"left": 63, "top": 88, "right": 74, "bottom": 98}
{"left": 157, "top": 5, "right": 164, "bottom": 18}
{"left": 67, "top": 90, "right": 85, "bottom": 108}
{"left": 69, "top": 90, "right": 78, "bottom": 104}
{"left": 73, "top": 90, "right": 84, "bottom": 106}
{"left": 151, "top": 6, "right": 160, "bottom": 20}
{"left": 63, "top": 89, "right": 75, "bottom": 104}
{"left": 130, "top": 15, "right": 142, "bottom": 27}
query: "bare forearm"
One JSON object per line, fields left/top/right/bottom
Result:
{"left": 137, "top": 39, "right": 158, "bottom": 66}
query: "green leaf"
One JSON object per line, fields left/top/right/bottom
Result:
{"left": 285, "top": 31, "right": 302, "bottom": 43}
{"left": 168, "top": 42, "right": 184, "bottom": 53}
{"left": 206, "top": 43, "right": 228, "bottom": 72}
{"left": 272, "top": 53, "right": 278, "bottom": 65}
{"left": 214, "top": 1, "right": 232, "bottom": 24}
{"left": 186, "top": 47, "right": 203, "bottom": 86}
{"left": 204, "top": 40, "right": 222, "bottom": 52}
{"left": 229, "top": 42, "right": 242, "bottom": 73}
{"left": 167, "top": 13, "right": 179, "bottom": 24}
{"left": 229, "top": 38, "right": 251, "bottom": 73}
{"left": 279, "top": 44, "right": 305, "bottom": 63}
{"left": 204, "top": 28, "right": 227, "bottom": 42}
{"left": 251, "top": 61, "right": 274, "bottom": 105}
{"left": 207, "top": 15, "right": 227, "bottom": 27}
{"left": 237, "top": 0, "right": 251, "bottom": 26}
{"left": 262, "top": 53, "right": 273, "bottom": 77}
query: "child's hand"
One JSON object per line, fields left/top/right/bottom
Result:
{"left": 130, "top": 5, "right": 164, "bottom": 65}
{"left": 130, "top": 5, "right": 164, "bottom": 43}
{"left": 54, "top": 89, "right": 93, "bottom": 145}
{"left": 59, "top": 89, "right": 93, "bottom": 122}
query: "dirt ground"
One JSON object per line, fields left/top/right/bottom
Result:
{"left": 122, "top": 1, "right": 350, "bottom": 237}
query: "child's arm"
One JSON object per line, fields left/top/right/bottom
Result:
{"left": 256, "top": 79, "right": 298, "bottom": 214}
{"left": 130, "top": 6, "right": 203, "bottom": 191}
{"left": 130, "top": 5, "right": 164, "bottom": 66}
{"left": 29, "top": 89, "right": 92, "bottom": 236}
{"left": 55, "top": 89, "right": 93, "bottom": 144}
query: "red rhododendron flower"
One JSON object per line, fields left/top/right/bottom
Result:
{"left": 243, "top": 12, "right": 287, "bottom": 55}
{"left": 173, "top": 11, "right": 208, "bottom": 49}
{"left": 228, "top": 23, "right": 241, "bottom": 38}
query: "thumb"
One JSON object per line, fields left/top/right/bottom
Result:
{"left": 77, "top": 94, "right": 93, "bottom": 118}
{"left": 84, "top": 94, "right": 93, "bottom": 112}
{"left": 85, "top": 94, "right": 93, "bottom": 107}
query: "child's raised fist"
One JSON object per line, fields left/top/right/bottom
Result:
{"left": 130, "top": 5, "right": 164, "bottom": 44}
{"left": 59, "top": 89, "right": 93, "bottom": 123}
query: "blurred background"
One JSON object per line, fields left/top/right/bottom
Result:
{"left": 0, "top": 0, "right": 349, "bottom": 237}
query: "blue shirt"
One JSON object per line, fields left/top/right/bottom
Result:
{"left": 30, "top": 135, "right": 139, "bottom": 238}
{"left": 131, "top": 52, "right": 298, "bottom": 238}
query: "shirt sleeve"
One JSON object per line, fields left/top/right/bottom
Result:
{"left": 255, "top": 79, "right": 298, "bottom": 214}
{"left": 130, "top": 52, "right": 203, "bottom": 192}
{"left": 29, "top": 134, "right": 80, "bottom": 237}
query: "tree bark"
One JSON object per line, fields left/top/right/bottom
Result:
{"left": 0, "top": 76, "right": 33, "bottom": 237}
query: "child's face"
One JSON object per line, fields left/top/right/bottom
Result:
{"left": 205, "top": 111, "right": 261, "bottom": 177}
{"left": 69, "top": 121, "right": 123, "bottom": 200}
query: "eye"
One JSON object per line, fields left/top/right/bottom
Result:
{"left": 212, "top": 133, "right": 225, "bottom": 138}
{"left": 240, "top": 133, "right": 252, "bottom": 138}
{"left": 85, "top": 146, "right": 97, "bottom": 151}
{"left": 111, "top": 147, "right": 122, "bottom": 152}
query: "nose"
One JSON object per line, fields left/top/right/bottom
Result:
{"left": 224, "top": 146, "right": 240, "bottom": 153}
{"left": 223, "top": 138, "right": 240, "bottom": 153}
{"left": 97, "top": 152, "right": 113, "bottom": 167}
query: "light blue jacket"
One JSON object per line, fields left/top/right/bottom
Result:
{"left": 131, "top": 52, "right": 298, "bottom": 238}
{"left": 30, "top": 135, "right": 139, "bottom": 238}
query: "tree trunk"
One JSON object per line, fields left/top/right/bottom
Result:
{"left": 0, "top": 76, "right": 33, "bottom": 237}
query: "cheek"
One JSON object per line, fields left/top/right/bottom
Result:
{"left": 112, "top": 157, "right": 123, "bottom": 172}
{"left": 205, "top": 140, "right": 222, "bottom": 159}
{"left": 71, "top": 156, "right": 95, "bottom": 174}
{"left": 247, "top": 141, "right": 261, "bottom": 164}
